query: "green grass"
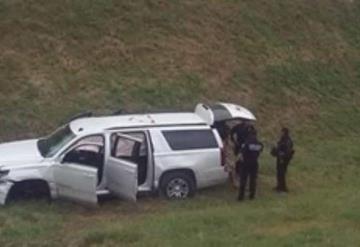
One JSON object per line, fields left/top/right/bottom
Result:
{"left": 0, "top": 137, "right": 359, "bottom": 246}
{"left": 0, "top": 0, "right": 360, "bottom": 246}
{"left": 0, "top": 0, "right": 359, "bottom": 138}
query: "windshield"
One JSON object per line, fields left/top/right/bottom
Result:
{"left": 37, "top": 125, "right": 76, "bottom": 158}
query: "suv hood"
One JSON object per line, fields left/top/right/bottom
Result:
{"left": 0, "top": 139, "right": 43, "bottom": 166}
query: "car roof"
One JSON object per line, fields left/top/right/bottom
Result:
{"left": 69, "top": 112, "right": 208, "bottom": 135}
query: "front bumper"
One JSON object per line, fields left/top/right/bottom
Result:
{"left": 0, "top": 181, "right": 14, "bottom": 205}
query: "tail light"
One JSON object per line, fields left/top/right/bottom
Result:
{"left": 221, "top": 148, "right": 226, "bottom": 166}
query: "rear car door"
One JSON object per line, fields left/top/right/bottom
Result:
{"left": 105, "top": 133, "right": 141, "bottom": 202}
{"left": 159, "top": 128, "right": 227, "bottom": 187}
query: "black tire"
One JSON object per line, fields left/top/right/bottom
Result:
{"left": 160, "top": 171, "right": 196, "bottom": 200}
{"left": 6, "top": 180, "right": 51, "bottom": 204}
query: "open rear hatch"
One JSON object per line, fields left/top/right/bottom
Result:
{"left": 195, "top": 102, "right": 256, "bottom": 125}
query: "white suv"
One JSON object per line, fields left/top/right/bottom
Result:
{"left": 0, "top": 103, "right": 255, "bottom": 206}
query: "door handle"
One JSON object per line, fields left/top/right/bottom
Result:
{"left": 84, "top": 173, "right": 94, "bottom": 178}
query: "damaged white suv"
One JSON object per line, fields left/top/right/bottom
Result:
{"left": 0, "top": 103, "right": 255, "bottom": 206}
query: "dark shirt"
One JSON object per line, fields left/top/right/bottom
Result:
{"left": 241, "top": 136, "right": 263, "bottom": 164}
{"left": 277, "top": 134, "right": 294, "bottom": 159}
{"left": 214, "top": 121, "right": 230, "bottom": 140}
{"left": 231, "top": 123, "right": 250, "bottom": 147}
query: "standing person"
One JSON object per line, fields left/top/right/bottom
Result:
{"left": 231, "top": 120, "right": 251, "bottom": 155}
{"left": 229, "top": 121, "right": 253, "bottom": 188}
{"left": 213, "top": 121, "right": 237, "bottom": 186}
{"left": 214, "top": 121, "right": 230, "bottom": 141}
{"left": 238, "top": 129, "right": 263, "bottom": 201}
{"left": 272, "top": 128, "right": 295, "bottom": 192}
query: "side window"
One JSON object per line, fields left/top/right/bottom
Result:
{"left": 62, "top": 135, "right": 105, "bottom": 168}
{"left": 131, "top": 133, "right": 147, "bottom": 156}
{"left": 111, "top": 134, "right": 142, "bottom": 163}
{"left": 162, "top": 129, "right": 219, "bottom": 151}
{"left": 76, "top": 136, "right": 104, "bottom": 147}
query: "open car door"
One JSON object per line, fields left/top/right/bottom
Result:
{"left": 53, "top": 163, "right": 98, "bottom": 206}
{"left": 105, "top": 134, "right": 141, "bottom": 202}
{"left": 195, "top": 102, "right": 256, "bottom": 125}
{"left": 53, "top": 138, "right": 107, "bottom": 206}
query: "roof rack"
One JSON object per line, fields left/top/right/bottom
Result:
{"left": 112, "top": 109, "right": 124, "bottom": 116}
{"left": 128, "top": 109, "right": 188, "bottom": 115}
{"left": 67, "top": 111, "right": 93, "bottom": 122}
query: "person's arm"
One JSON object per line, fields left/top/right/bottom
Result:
{"left": 240, "top": 142, "right": 247, "bottom": 154}
{"left": 285, "top": 137, "right": 295, "bottom": 158}
{"left": 288, "top": 137, "right": 294, "bottom": 151}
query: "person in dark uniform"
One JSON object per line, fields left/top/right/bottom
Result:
{"left": 272, "top": 128, "right": 295, "bottom": 192}
{"left": 214, "top": 121, "right": 230, "bottom": 141}
{"left": 231, "top": 121, "right": 252, "bottom": 155}
{"left": 229, "top": 121, "right": 253, "bottom": 188}
{"left": 238, "top": 129, "right": 263, "bottom": 201}
{"left": 231, "top": 121, "right": 253, "bottom": 176}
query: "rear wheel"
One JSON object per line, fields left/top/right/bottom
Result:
{"left": 6, "top": 180, "right": 51, "bottom": 204}
{"left": 160, "top": 172, "right": 196, "bottom": 200}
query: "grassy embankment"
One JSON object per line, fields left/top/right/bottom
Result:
{"left": 0, "top": 0, "right": 360, "bottom": 246}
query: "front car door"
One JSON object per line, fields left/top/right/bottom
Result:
{"left": 52, "top": 135, "right": 105, "bottom": 205}
{"left": 105, "top": 133, "right": 141, "bottom": 202}
{"left": 53, "top": 163, "right": 98, "bottom": 205}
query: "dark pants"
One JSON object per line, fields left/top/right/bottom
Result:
{"left": 235, "top": 158, "right": 243, "bottom": 177}
{"left": 276, "top": 158, "right": 290, "bottom": 191}
{"left": 238, "top": 163, "right": 258, "bottom": 200}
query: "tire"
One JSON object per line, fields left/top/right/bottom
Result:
{"left": 160, "top": 171, "right": 196, "bottom": 200}
{"left": 6, "top": 180, "right": 51, "bottom": 204}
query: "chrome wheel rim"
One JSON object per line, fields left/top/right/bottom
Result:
{"left": 166, "top": 178, "right": 189, "bottom": 199}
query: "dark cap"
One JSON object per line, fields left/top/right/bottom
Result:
{"left": 282, "top": 127, "right": 289, "bottom": 135}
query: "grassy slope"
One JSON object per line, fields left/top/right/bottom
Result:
{"left": 0, "top": 0, "right": 360, "bottom": 246}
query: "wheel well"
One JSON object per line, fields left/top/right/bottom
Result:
{"left": 7, "top": 179, "right": 50, "bottom": 201}
{"left": 159, "top": 169, "right": 197, "bottom": 188}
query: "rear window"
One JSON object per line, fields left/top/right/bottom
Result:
{"left": 162, "top": 129, "right": 219, "bottom": 150}
{"left": 210, "top": 104, "right": 232, "bottom": 122}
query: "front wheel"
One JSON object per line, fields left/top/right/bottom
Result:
{"left": 160, "top": 172, "right": 196, "bottom": 200}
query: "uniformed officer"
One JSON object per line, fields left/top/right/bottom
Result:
{"left": 238, "top": 129, "right": 263, "bottom": 201}
{"left": 214, "top": 121, "right": 230, "bottom": 141}
{"left": 230, "top": 120, "right": 252, "bottom": 155}
{"left": 229, "top": 121, "right": 253, "bottom": 188}
{"left": 273, "top": 128, "right": 295, "bottom": 192}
